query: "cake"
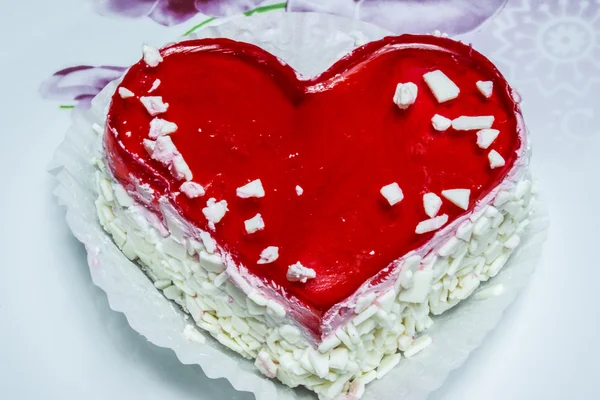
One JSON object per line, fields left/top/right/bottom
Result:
{"left": 94, "top": 33, "right": 534, "bottom": 399}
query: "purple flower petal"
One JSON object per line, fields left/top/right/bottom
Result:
{"left": 149, "top": 0, "right": 199, "bottom": 26}
{"left": 288, "top": 0, "right": 507, "bottom": 36}
{"left": 40, "top": 65, "right": 126, "bottom": 109}
{"left": 194, "top": 0, "right": 265, "bottom": 17}
{"left": 93, "top": 0, "right": 157, "bottom": 19}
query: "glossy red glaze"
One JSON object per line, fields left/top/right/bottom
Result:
{"left": 105, "top": 35, "right": 521, "bottom": 325}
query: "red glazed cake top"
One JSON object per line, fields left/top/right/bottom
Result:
{"left": 105, "top": 35, "right": 521, "bottom": 330}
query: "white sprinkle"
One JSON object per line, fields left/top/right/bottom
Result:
{"left": 380, "top": 182, "right": 404, "bottom": 206}
{"left": 244, "top": 213, "right": 265, "bottom": 234}
{"left": 398, "top": 268, "right": 433, "bottom": 303}
{"left": 404, "top": 335, "right": 432, "bottom": 357}
{"left": 393, "top": 82, "right": 418, "bottom": 110}
{"left": 474, "top": 284, "right": 505, "bottom": 300}
{"left": 149, "top": 118, "right": 178, "bottom": 139}
{"left": 143, "top": 139, "right": 156, "bottom": 155}
{"left": 295, "top": 185, "right": 303, "bottom": 196}
{"left": 456, "top": 220, "right": 474, "bottom": 241}
{"left": 353, "top": 304, "right": 379, "bottom": 326}
{"left": 257, "top": 246, "right": 279, "bottom": 264}
{"left": 354, "top": 293, "right": 376, "bottom": 314}
{"left": 476, "top": 128, "right": 500, "bottom": 149}
{"left": 199, "top": 231, "right": 216, "bottom": 253}
{"left": 202, "top": 198, "right": 228, "bottom": 227}
{"left": 308, "top": 349, "right": 329, "bottom": 379}
{"left": 318, "top": 335, "right": 342, "bottom": 353}
{"left": 142, "top": 44, "right": 163, "bottom": 67}
{"left": 416, "top": 214, "right": 448, "bottom": 234}
{"left": 236, "top": 179, "right": 265, "bottom": 198}
{"left": 255, "top": 350, "right": 278, "bottom": 378}
{"left": 376, "top": 290, "right": 397, "bottom": 313}
{"left": 149, "top": 78, "right": 161, "bottom": 93}
{"left": 125, "top": 131, "right": 131, "bottom": 137}
{"left": 118, "top": 87, "right": 135, "bottom": 98}
{"left": 488, "top": 150, "right": 506, "bottom": 169}
{"left": 140, "top": 96, "right": 168, "bottom": 116}
{"left": 476, "top": 80, "right": 494, "bottom": 98}
{"left": 171, "top": 154, "right": 192, "bottom": 181}
{"left": 286, "top": 262, "right": 316, "bottom": 283}
{"left": 431, "top": 114, "right": 452, "bottom": 131}
{"left": 441, "top": 188, "right": 471, "bottom": 210}
{"left": 423, "top": 70, "right": 460, "bottom": 103}
{"left": 423, "top": 193, "right": 442, "bottom": 218}
{"left": 376, "top": 353, "right": 402, "bottom": 379}
{"left": 329, "top": 347, "right": 349, "bottom": 370}
{"left": 183, "top": 324, "right": 206, "bottom": 344}
{"left": 180, "top": 182, "right": 205, "bottom": 198}
{"left": 504, "top": 234, "right": 521, "bottom": 249}
{"left": 452, "top": 115, "right": 495, "bottom": 130}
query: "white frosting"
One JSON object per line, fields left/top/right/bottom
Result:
{"left": 392, "top": 82, "right": 418, "bottom": 110}
{"left": 441, "top": 189, "right": 470, "bottom": 210}
{"left": 431, "top": 114, "right": 452, "bottom": 131}
{"left": 423, "top": 70, "right": 460, "bottom": 103}
{"left": 416, "top": 214, "right": 449, "bottom": 234}
{"left": 236, "top": 179, "right": 265, "bottom": 198}
{"left": 380, "top": 183, "right": 404, "bottom": 206}
{"left": 452, "top": 115, "right": 495, "bottom": 130}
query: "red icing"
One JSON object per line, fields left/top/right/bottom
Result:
{"left": 105, "top": 35, "right": 522, "bottom": 334}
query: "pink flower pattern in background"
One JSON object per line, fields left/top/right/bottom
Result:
{"left": 93, "top": 0, "right": 266, "bottom": 26}
{"left": 38, "top": 0, "right": 514, "bottom": 111}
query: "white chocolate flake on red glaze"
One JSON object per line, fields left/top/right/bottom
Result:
{"left": 476, "top": 80, "right": 493, "bottom": 98}
{"left": 423, "top": 70, "right": 460, "bottom": 103}
{"left": 431, "top": 114, "right": 452, "bottom": 131}
{"left": 452, "top": 115, "right": 494, "bottom": 130}
{"left": 380, "top": 182, "right": 404, "bottom": 206}
{"left": 441, "top": 189, "right": 471, "bottom": 210}
{"left": 489, "top": 150, "right": 506, "bottom": 169}
{"left": 236, "top": 179, "right": 265, "bottom": 198}
{"left": 118, "top": 87, "right": 135, "bottom": 98}
{"left": 393, "top": 82, "right": 418, "bottom": 109}
{"left": 140, "top": 96, "right": 169, "bottom": 116}
{"left": 142, "top": 44, "right": 163, "bottom": 67}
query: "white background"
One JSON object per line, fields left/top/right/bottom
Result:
{"left": 1, "top": 0, "right": 599, "bottom": 399}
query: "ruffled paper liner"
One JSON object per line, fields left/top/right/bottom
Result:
{"left": 49, "top": 12, "right": 550, "bottom": 400}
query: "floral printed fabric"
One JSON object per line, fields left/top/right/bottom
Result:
{"left": 41, "top": 0, "right": 506, "bottom": 109}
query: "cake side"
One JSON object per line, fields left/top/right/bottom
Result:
{"left": 93, "top": 154, "right": 534, "bottom": 399}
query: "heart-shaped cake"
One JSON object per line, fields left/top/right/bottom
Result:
{"left": 96, "top": 33, "right": 533, "bottom": 399}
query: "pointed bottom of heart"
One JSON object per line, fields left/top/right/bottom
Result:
{"left": 95, "top": 156, "right": 535, "bottom": 398}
